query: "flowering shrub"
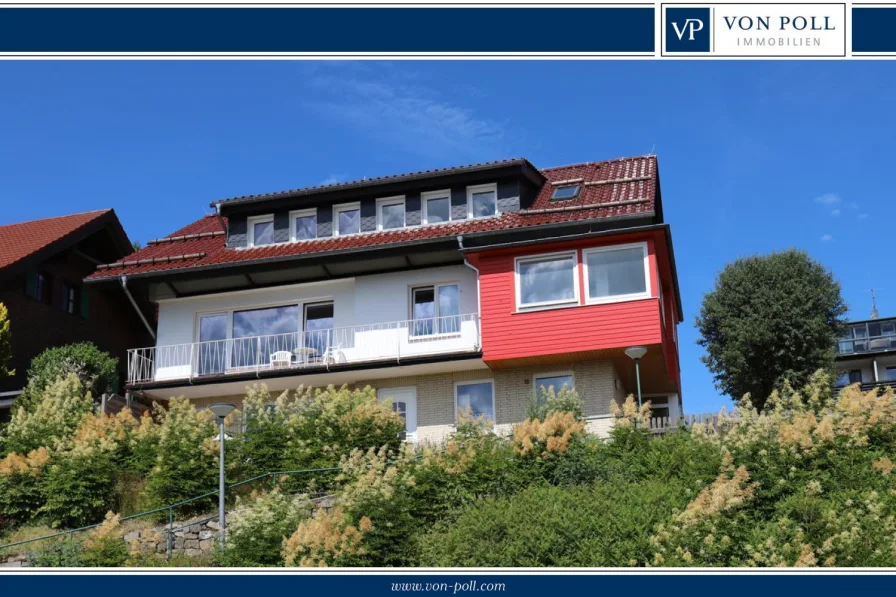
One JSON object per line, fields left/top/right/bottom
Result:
{"left": 2, "top": 374, "right": 93, "bottom": 455}
{"left": 526, "top": 385, "right": 584, "bottom": 421}
{"left": 511, "top": 411, "right": 585, "bottom": 458}
{"left": 17, "top": 343, "right": 118, "bottom": 412}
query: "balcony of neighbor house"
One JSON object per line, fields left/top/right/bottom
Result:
{"left": 837, "top": 317, "right": 896, "bottom": 357}
{"left": 835, "top": 317, "right": 896, "bottom": 393}
{"left": 127, "top": 313, "right": 481, "bottom": 386}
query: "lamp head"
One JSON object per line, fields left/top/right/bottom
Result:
{"left": 208, "top": 403, "right": 236, "bottom": 419}
{"left": 624, "top": 346, "right": 648, "bottom": 361}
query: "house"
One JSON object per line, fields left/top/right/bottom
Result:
{"left": 85, "top": 156, "right": 683, "bottom": 442}
{"left": 0, "top": 210, "right": 151, "bottom": 421}
{"left": 835, "top": 316, "right": 896, "bottom": 390}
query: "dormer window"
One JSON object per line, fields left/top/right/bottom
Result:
{"left": 468, "top": 183, "right": 498, "bottom": 219}
{"left": 422, "top": 190, "right": 452, "bottom": 224}
{"left": 551, "top": 185, "right": 580, "bottom": 201}
{"left": 377, "top": 196, "right": 406, "bottom": 230}
{"left": 247, "top": 214, "right": 275, "bottom": 247}
{"left": 334, "top": 202, "right": 361, "bottom": 236}
{"left": 290, "top": 208, "right": 317, "bottom": 242}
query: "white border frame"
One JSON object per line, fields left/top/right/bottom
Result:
{"left": 289, "top": 208, "right": 318, "bottom": 242}
{"left": 466, "top": 182, "right": 499, "bottom": 219}
{"left": 454, "top": 379, "right": 496, "bottom": 423}
{"left": 376, "top": 195, "right": 407, "bottom": 231}
{"left": 332, "top": 201, "right": 361, "bottom": 237}
{"left": 421, "top": 189, "right": 452, "bottom": 225}
{"left": 246, "top": 213, "right": 275, "bottom": 247}
{"left": 409, "top": 281, "right": 461, "bottom": 338}
{"left": 532, "top": 371, "right": 575, "bottom": 394}
{"left": 582, "top": 241, "right": 652, "bottom": 305}
{"left": 514, "top": 250, "right": 580, "bottom": 311}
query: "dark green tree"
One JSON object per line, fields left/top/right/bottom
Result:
{"left": 696, "top": 249, "right": 847, "bottom": 411}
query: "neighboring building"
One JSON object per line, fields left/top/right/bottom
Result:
{"left": 0, "top": 210, "right": 151, "bottom": 420}
{"left": 835, "top": 317, "right": 896, "bottom": 390}
{"left": 86, "top": 156, "right": 683, "bottom": 441}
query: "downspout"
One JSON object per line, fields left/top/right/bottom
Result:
{"left": 457, "top": 235, "right": 482, "bottom": 350}
{"left": 215, "top": 203, "right": 228, "bottom": 237}
{"left": 120, "top": 275, "right": 156, "bottom": 341}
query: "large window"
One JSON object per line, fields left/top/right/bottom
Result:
{"left": 455, "top": 380, "right": 495, "bottom": 421}
{"left": 583, "top": 243, "right": 650, "bottom": 303}
{"left": 290, "top": 209, "right": 317, "bottom": 241}
{"left": 422, "top": 190, "right": 452, "bottom": 224}
{"left": 333, "top": 203, "right": 361, "bottom": 236}
{"left": 231, "top": 305, "right": 300, "bottom": 368}
{"left": 515, "top": 251, "right": 578, "bottom": 310}
{"left": 411, "top": 283, "right": 460, "bottom": 336}
{"left": 197, "top": 313, "right": 228, "bottom": 376}
{"left": 533, "top": 373, "right": 574, "bottom": 396}
{"left": 377, "top": 196, "right": 406, "bottom": 231}
{"left": 247, "top": 214, "right": 275, "bottom": 247}
{"left": 467, "top": 183, "right": 498, "bottom": 218}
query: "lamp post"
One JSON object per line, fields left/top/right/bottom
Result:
{"left": 624, "top": 346, "right": 648, "bottom": 409}
{"left": 208, "top": 403, "right": 236, "bottom": 547}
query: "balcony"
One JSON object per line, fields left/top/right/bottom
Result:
{"left": 127, "top": 313, "right": 481, "bottom": 385}
{"left": 837, "top": 318, "right": 896, "bottom": 356}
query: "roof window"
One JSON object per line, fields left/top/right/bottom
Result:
{"left": 551, "top": 185, "right": 580, "bottom": 201}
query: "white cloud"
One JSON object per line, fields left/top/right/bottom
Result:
{"left": 318, "top": 175, "right": 344, "bottom": 186}
{"left": 820, "top": 234, "right": 833, "bottom": 242}
{"left": 814, "top": 193, "right": 840, "bottom": 205}
{"left": 831, "top": 208, "right": 841, "bottom": 216}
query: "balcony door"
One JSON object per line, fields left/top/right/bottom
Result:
{"left": 197, "top": 313, "right": 228, "bottom": 376}
{"left": 411, "top": 283, "right": 460, "bottom": 336}
{"left": 304, "top": 302, "right": 334, "bottom": 359}
{"left": 377, "top": 387, "right": 417, "bottom": 442}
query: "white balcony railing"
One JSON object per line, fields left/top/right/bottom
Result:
{"left": 127, "top": 313, "right": 480, "bottom": 385}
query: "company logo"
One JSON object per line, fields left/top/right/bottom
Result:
{"left": 666, "top": 7, "right": 710, "bottom": 52}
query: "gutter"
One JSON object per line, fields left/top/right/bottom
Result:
{"left": 121, "top": 275, "right": 156, "bottom": 341}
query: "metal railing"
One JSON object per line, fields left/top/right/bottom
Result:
{"left": 128, "top": 313, "right": 480, "bottom": 384}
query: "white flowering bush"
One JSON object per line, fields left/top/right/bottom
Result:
{"left": 217, "top": 489, "right": 313, "bottom": 566}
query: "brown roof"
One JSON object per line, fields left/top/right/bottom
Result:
{"left": 0, "top": 210, "right": 116, "bottom": 271}
{"left": 88, "top": 155, "right": 658, "bottom": 281}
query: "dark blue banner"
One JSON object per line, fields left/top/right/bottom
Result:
{"left": 853, "top": 7, "right": 896, "bottom": 53}
{"left": 0, "top": 7, "right": 655, "bottom": 53}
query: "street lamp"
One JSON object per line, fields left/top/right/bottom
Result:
{"left": 624, "top": 346, "right": 648, "bottom": 409}
{"left": 208, "top": 403, "right": 236, "bottom": 547}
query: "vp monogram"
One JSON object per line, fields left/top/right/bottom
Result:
{"left": 671, "top": 18, "right": 705, "bottom": 41}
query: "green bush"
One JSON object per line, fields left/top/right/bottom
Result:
{"left": 18, "top": 343, "right": 119, "bottom": 412}
{"left": 0, "top": 448, "right": 49, "bottom": 523}
{"left": 40, "top": 452, "right": 119, "bottom": 528}
{"left": 28, "top": 538, "right": 84, "bottom": 567}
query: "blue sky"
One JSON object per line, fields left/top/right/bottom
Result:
{"left": 1, "top": 61, "right": 893, "bottom": 413}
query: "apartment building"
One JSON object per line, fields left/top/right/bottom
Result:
{"left": 835, "top": 316, "right": 896, "bottom": 390}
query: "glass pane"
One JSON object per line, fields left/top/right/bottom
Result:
{"left": 456, "top": 382, "right": 494, "bottom": 420}
{"left": 438, "top": 284, "right": 460, "bottom": 334}
{"left": 471, "top": 190, "right": 496, "bottom": 218}
{"left": 882, "top": 323, "right": 896, "bottom": 336}
{"left": 413, "top": 287, "right": 435, "bottom": 336}
{"left": 253, "top": 220, "right": 274, "bottom": 246}
{"left": 586, "top": 247, "right": 647, "bottom": 299}
{"left": 304, "top": 302, "right": 334, "bottom": 355}
{"left": 518, "top": 256, "right": 576, "bottom": 306}
{"left": 888, "top": 368, "right": 896, "bottom": 381}
{"left": 849, "top": 370, "right": 863, "bottom": 384}
{"left": 232, "top": 305, "right": 299, "bottom": 368}
{"left": 426, "top": 197, "right": 450, "bottom": 224}
{"left": 534, "top": 375, "right": 574, "bottom": 395}
{"left": 198, "top": 314, "right": 228, "bottom": 376}
{"left": 294, "top": 215, "right": 317, "bottom": 240}
{"left": 380, "top": 202, "right": 405, "bottom": 230}
{"left": 551, "top": 185, "right": 579, "bottom": 200}
{"left": 337, "top": 209, "right": 360, "bottom": 235}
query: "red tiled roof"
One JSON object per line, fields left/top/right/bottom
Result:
{"left": 88, "top": 155, "right": 657, "bottom": 281}
{"left": 0, "top": 209, "right": 114, "bottom": 271}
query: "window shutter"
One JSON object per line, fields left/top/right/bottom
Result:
{"left": 25, "top": 270, "right": 38, "bottom": 298}
{"left": 79, "top": 287, "right": 90, "bottom": 319}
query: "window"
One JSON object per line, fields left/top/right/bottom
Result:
{"left": 515, "top": 251, "right": 578, "bottom": 310}
{"left": 304, "top": 302, "right": 334, "bottom": 356}
{"left": 888, "top": 367, "right": 896, "bottom": 382}
{"left": 231, "top": 305, "right": 300, "bottom": 368}
{"left": 376, "top": 196, "right": 406, "bottom": 230}
{"left": 533, "top": 373, "right": 574, "bottom": 395}
{"left": 583, "top": 243, "right": 650, "bottom": 303}
{"left": 26, "top": 271, "right": 50, "bottom": 303}
{"left": 422, "top": 190, "right": 452, "bottom": 225}
{"left": 198, "top": 313, "right": 228, "bottom": 376}
{"left": 455, "top": 380, "right": 495, "bottom": 421}
{"left": 290, "top": 209, "right": 317, "bottom": 242}
{"left": 467, "top": 183, "right": 498, "bottom": 218}
{"left": 411, "top": 283, "right": 460, "bottom": 336}
{"left": 333, "top": 202, "right": 361, "bottom": 236}
{"left": 836, "top": 369, "right": 863, "bottom": 386}
{"left": 60, "top": 283, "right": 76, "bottom": 314}
{"left": 247, "top": 214, "right": 275, "bottom": 247}
{"left": 551, "top": 185, "right": 580, "bottom": 200}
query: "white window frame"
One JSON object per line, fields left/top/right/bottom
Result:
{"left": 409, "top": 282, "right": 461, "bottom": 338}
{"left": 454, "top": 379, "right": 496, "bottom": 423}
{"left": 289, "top": 208, "right": 318, "bottom": 242}
{"left": 421, "top": 189, "right": 453, "bottom": 225}
{"left": 514, "top": 250, "right": 580, "bottom": 311}
{"left": 532, "top": 372, "right": 575, "bottom": 394}
{"left": 466, "top": 183, "right": 499, "bottom": 219}
{"left": 332, "top": 202, "right": 362, "bottom": 237}
{"left": 376, "top": 195, "right": 407, "bottom": 231}
{"left": 247, "top": 214, "right": 275, "bottom": 247}
{"left": 582, "top": 241, "right": 652, "bottom": 305}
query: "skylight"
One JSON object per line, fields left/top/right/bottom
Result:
{"left": 551, "top": 185, "right": 580, "bottom": 200}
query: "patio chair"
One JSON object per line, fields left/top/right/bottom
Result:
{"left": 323, "top": 344, "right": 346, "bottom": 364}
{"left": 270, "top": 350, "right": 292, "bottom": 368}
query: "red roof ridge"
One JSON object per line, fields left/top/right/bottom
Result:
{"left": 0, "top": 208, "right": 111, "bottom": 230}
{"left": 540, "top": 154, "right": 657, "bottom": 173}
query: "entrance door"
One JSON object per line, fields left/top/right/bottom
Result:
{"left": 377, "top": 387, "right": 417, "bottom": 442}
